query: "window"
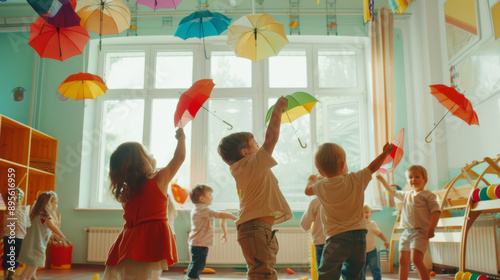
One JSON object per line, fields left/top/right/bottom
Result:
{"left": 86, "top": 38, "right": 372, "bottom": 210}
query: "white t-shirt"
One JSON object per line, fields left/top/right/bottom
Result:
{"left": 188, "top": 203, "right": 221, "bottom": 247}
{"left": 311, "top": 168, "right": 372, "bottom": 239}
{"left": 394, "top": 190, "right": 441, "bottom": 230}
{"left": 300, "top": 197, "right": 326, "bottom": 245}
{"left": 230, "top": 148, "right": 293, "bottom": 226}
{"left": 366, "top": 220, "right": 382, "bottom": 252}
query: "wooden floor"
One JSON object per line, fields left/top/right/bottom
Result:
{"left": 30, "top": 264, "right": 456, "bottom": 280}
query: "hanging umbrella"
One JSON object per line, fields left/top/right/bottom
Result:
{"left": 27, "top": 0, "right": 81, "bottom": 27}
{"left": 76, "top": 0, "right": 131, "bottom": 48}
{"left": 175, "top": 9, "right": 231, "bottom": 58}
{"left": 29, "top": 17, "right": 90, "bottom": 61}
{"left": 227, "top": 14, "right": 289, "bottom": 62}
{"left": 136, "top": 0, "right": 182, "bottom": 10}
{"left": 57, "top": 72, "right": 108, "bottom": 100}
{"left": 379, "top": 128, "right": 405, "bottom": 174}
{"left": 425, "top": 84, "right": 479, "bottom": 143}
{"left": 265, "top": 92, "right": 319, "bottom": 148}
{"left": 174, "top": 79, "right": 232, "bottom": 129}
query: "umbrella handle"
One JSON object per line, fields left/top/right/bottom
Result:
{"left": 298, "top": 138, "right": 307, "bottom": 149}
{"left": 223, "top": 120, "right": 233, "bottom": 130}
{"left": 425, "top": 131, "right": 433, "bottom": 143}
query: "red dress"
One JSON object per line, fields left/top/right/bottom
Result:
{"left": 106, "top": 178, "right": 178, "bottom": 266}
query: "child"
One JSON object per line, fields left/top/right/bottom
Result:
{"left": 186, "top": 184, "right": 237, "bottom": 280}
{"left": 18, "top": 191, "right": 66, "bottom": 280}
{"left": 304, "top": 142, "right": 393, "bottom": 280}
{"left": 217, "top": 96, "right": 293, "bottom": 280}
{"left": 300, "top": 196, "right": 326, "bottom": 268}
{"left": 103, "top": 128, "right": 186, "bottom": 280}
{"left": 2, "top": 188, "right": 28, "bottom": 280}
{"left": 376, "top": 165, "right": 441, "bottom": 280}
{"left": 361, "top": 205, "right": 389, "bottom": 280}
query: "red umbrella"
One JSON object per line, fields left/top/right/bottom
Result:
{"left": 174, "top": 79, "right": 232, "bottom": 129}
{"left": 29, "top": 17, "right": 89, "bottom": 61}
{"left": 425, "top": 84, "right": 479, "bottom": 143}
{"left": 379, "top": 128, "right": 404, "bottom": 174}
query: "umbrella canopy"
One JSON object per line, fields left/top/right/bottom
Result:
{"left": 265, "top": 92, "right": 319, "bottom": 148}
{"left": 171, "top": 181, "right": 188, "bottom": 204}
{"left": 27, "top": 0, "right": 81, "bottom": 27}
{"left": 175, "top": 10, "right": 231, "bottom": 39}
{"left": 425, "top": 84, "right": 479, "bottom": 142}
{"left": 76, "top": 0, "right": 131, "bottom": 35}
{"left": 174, "top": 79, "right": 215, "bottom": 128}
{"left": 29, "top": 17, "right": 90, "bottom": 61}
{"left": 57, "top": 72, "right": 108, "bottom": 100}
{"left": 136, "top": 0, "right": 183, "bottom": 10}
{"left": 227, "top": 14, "right": 289, "bottom": 62}
{"left": 379, "top": 128, "right": 405, "bottom": 174}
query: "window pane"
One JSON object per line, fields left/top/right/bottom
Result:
{"left": 105, "top": 52, "right": 145, "bottom": 89}
{"left": 318, "top": 50, "right": 358, "bottom": 88}
{"left": 268, "top": 98, "right": 313, "bottom": 206}
{"left": 151, "top": 99, "right": 192, "bottom": 193}
{"left": 269, "top": 50, "right": 307, "bottom": 88}
{"left": 98, "top": 100, "right": 145, "bottom": 204}
{"left": 211, "top": 51, "right": 252, "bottom": 88}
{"left": 206, "top": 99, "right": 252, "bottom": 207}
{"left": 156, "top": 51, "right": 193, "bottom": 89}
{"left": 324, "top": 102, "right": 361, "bottom": 171}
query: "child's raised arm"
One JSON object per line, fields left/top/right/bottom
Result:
{"left": 305, "top": 174, "right": 318, "bottom": 196}
{"left": 262, "top": 96, "right": 288, "bottom": 155}
{"left": 367, "top": 143, "right": 394, "bottom": 173}
{"left": 157, "top": 128, "right": 186, "bottom": 193}
{"left": 376, "top": 174, "right": 396, "bottom": 196}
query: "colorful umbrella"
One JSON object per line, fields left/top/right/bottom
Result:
{"left": 174, "top": 79, "right": 232, "bottom": 129}
{"left": 379, "top": 128, "right": 405, "bottom": 174}
{"left": 227, "top": 14, "right": 289, "bottom": 62}
{"left": 136, "top": 0, "right": 183, "bottom": 10}
{"left": 425, "top": 84, "right": 479, "bottom": 143}
{"left": 175, "top": 9, "right": 231, "bottom": 58}
{"left": 57, "top": 72, "right": 108, "bottom": 100}
{"left": 29, "top": 17, "right": 90, "bottom": 61}
{"left": 265, "top": 92, "right": 319, "bottom": 148}
{"left": 171, "top": 181, "right": 188, "bottom": 204}
{"left": 27, "top": 0, "right": 81, "bottom": 27}
{"left": 76, "top": 0, "right": 131, "bottom": 48}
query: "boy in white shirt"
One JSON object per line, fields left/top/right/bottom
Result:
{"left": 361, "top": 205, "right": 389, "bottom": 280}
{"left": 305, "top": 142, "right": 393, "bottom": 280}
{"left": 300, "top": 196, "right": 326, "bottom": 268}
{"left": 186, "top": 184, "right": 237, "bottom": 280}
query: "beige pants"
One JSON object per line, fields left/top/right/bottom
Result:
{"left": 237, "top": 220, "right": 279, "bottom": 280}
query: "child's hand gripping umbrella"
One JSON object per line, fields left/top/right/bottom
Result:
{"left": 265, "top": 92, "right": 319, "bottom": 148}
{"left": 378, "top": 128, "right": 405, "bottom": 174}
{"left": 174, "top": 79, "right": 233, "bottom": 130}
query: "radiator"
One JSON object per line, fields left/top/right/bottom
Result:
{"left": 191, "top": 227, "right": 310, "bottom": 265}
{"left": 86, "top": 227, "right": 122, "bottom": 262}
{"left": 429, "top": 218, "right": 500, "bottom": 274}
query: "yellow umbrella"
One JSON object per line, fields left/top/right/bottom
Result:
{"left": 227, "top": 14, "right": 289, "bottom": 62}
{"left": 57, "top": 73, "right": 108, "bottom": 100}
{"left": 76, "top": 0, "right": 130, "bottom": 48}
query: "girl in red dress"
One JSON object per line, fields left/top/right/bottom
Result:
{"left": 103, "top": 128, "right": 186, "bottom": 280}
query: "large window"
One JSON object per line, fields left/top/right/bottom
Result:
{"left": 86, "top": 38, "right": 372, "bottom": 210}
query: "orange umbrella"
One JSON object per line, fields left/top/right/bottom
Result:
{"left": 29, "top": 17, "right": 89, "bottom": 61}
{"left": 57, "top": 72, "right": 107, "bottom": 100}
{"left": 425, "top": 84, "right": 479, "bottom": 143}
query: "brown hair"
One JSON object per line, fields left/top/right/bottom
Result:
{"left": 217, "top": 132, "right": 254, "bottom": 165}
{"left": 109, "top": 142, "right": 151, "bottom": 203}
{"left": 315, "top": 143, "right": 346, "bottom": 177}
{"left": 30, "top": 191, "right": 58, "bottom": 223}
{"left": 3, "top": 187, "right": 24, "bottom": 205}
{"left": 190, "top": 184, "right": 213, "bottom": 204}
{"left": 406, "top": 165, "right": 428, "bottom": 179}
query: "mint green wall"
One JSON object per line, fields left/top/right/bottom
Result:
{"left": 0, "top": 32, "right": 34, "bottom": 125}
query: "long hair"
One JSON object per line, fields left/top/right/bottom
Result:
{"left": 109, "top": 142, "right": 151, "bottom": 203}
{"left": 30, "top": 191, "right": 58, "bottom": 223}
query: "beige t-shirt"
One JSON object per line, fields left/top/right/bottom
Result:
{"left": 230, "top": 148, "right": 293, "bottom": 226}
{"left": 394, "top": 190, "right": 441, "bottom": 230}
{"left": 366, "top": 220, "right": 382, "bottom": 252}
{"left": 311, "top": 168, "right": 372, "bottom": 239}
{"left": 300, "top": 197, "right": 326, "bottom": 245}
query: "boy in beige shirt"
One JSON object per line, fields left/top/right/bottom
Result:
{"left": 218, "top": 97, "right": 293, "bottom": 280}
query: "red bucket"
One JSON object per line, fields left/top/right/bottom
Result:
{"left": 50, "top": 244, "right": 73, "bottom": 269}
